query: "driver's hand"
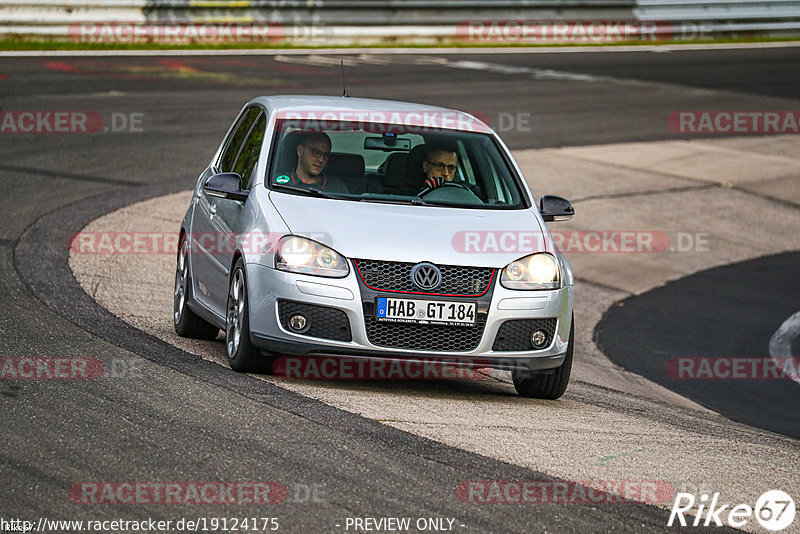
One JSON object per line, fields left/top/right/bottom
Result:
{"left": 422, "top": 175, "right": 443, "bottom": 190}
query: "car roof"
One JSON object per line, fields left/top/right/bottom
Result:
{"left": 248, "top": 95, "right": 492, "bottom": 134}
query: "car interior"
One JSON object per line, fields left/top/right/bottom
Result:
{"left": 269, "top": 125, "right": 524, "bottom": 208}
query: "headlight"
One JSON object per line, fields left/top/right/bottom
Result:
{"left": 500, "top": 253, "right": 560, "bottom": 290}
{"left": 275, "top": 236, "right": 349, "bottom": 278}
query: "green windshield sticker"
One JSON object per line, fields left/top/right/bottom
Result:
{"left": 276, "top": 175, "right": 290, "bottom": 184}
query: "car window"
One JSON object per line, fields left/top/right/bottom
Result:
{"left": 219, "top": 107, "right": 261, "bottom": 173}
{"left": 267, "top": 119, "right": 527, "bottom": 209}
{"left": 232, "top": 113, "right": 267, "bottom": 190}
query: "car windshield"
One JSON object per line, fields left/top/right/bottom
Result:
{"left": 266, "top": 118, "right": 527, "bottom": 209}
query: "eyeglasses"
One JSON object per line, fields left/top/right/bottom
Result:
{"left": 426, "top": 160, "right": 457, "bottom": 173}
{"left": 302, "top": 145, "right": 331, "bottom": 160}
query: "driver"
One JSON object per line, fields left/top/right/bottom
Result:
{"left": 417, "top": 145, "right": 459, "bottom": 195}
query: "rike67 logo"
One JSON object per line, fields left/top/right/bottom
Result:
{"left": 669, "top": 490, "right": 795, "bottom": 531}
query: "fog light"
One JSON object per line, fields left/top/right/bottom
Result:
{"left": 289, "top": 314, "right": 308, "bottom": 332}
{"left": 530, "top": 329, "right": 548, "bottom": 349}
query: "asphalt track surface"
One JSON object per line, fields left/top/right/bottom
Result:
{"left": 1, "top": 47, "right": 799, "bottom": 532}
{"left": 598, "top": 252, "right": 800, "bottom": 439}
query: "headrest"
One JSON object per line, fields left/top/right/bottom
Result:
{"left": 274, "top": 131, "right": 306, "bottom": 176}
{"left": 405, "top": 144, "right": 429, "bottom": 189}
{"left": 382, "top": 152, "right": 409, "bottom": 188}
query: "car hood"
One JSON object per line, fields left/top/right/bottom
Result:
{"left": 268, "top": 192, "right": 553, "bottom": 268}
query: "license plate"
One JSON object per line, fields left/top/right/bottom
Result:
{"left": 376, "top": 297, "right": 476, "bottom": 326}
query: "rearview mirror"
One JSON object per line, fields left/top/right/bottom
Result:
{"left": 364, "top": 136, "right": 411, "bottom": 151}
{"left": 540, "top": 195, "right": 574, "bottom": 222}
{"left": 204, "top": 172, "right": 249, "bottom": 202}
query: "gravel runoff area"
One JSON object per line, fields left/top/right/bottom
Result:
{"left": 70, "top": 136, "right": 800, "bottom": 531}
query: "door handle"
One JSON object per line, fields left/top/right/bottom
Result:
{"left": 208, "top": 204, "right": 217, "bottom": 216}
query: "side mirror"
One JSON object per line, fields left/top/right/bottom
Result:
{"left": 540, "top": 195, "right": 574, "bottom": 222}
{"left": 204, "top": 172, "right": 249, "bottom": 202}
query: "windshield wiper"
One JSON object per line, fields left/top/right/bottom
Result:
{"left": 271, "top": 183, "right": 345, "bottom": 199}
{"left": 409, "top": 198, "right": 484, "bottom": 208}
{"left": 359, "top": 197, "right": 430, "bottom": 206}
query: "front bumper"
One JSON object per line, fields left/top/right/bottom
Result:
{"left": 245, "top": 262, "right": 573, "bottom": 372}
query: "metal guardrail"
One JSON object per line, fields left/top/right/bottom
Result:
{"left": 1, "top": 0, "right": 798, "bottom": 43}
{"left": 636, "top": 0, "right": 800, "bottom": 20}
{"left": 1, "top": 0, "right": 637, "bottom": 25}
{"left": 635, "top": 0, "right": 800, "bottom": 35}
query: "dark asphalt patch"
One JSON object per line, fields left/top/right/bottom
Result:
{"left": 597, "top": 252, "right": 800, "bottom": 439}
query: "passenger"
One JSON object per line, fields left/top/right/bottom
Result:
{"left": 274, "top": 132, "right": 348, "bottom": 193}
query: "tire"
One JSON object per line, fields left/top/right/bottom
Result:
{"left": 226, "top": 259, "right": 273, "bottom": 373}
{"left": 174, "top": 237, "right": 219, "bottom": 340}
{"left": 512, "top": 315, "right": 574, "bottom": 399}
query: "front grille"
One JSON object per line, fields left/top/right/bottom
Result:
{"left": 354, "top": 259, "right": 495, "bottom": 296}
{"left": 364, "top": 313, "right": 487, "bottom": 352}
{"left": 278, "top": 301, "right": 352, "bottom": 342}
{"left": 492, "top": 318, "right": 557, "bottom": 351}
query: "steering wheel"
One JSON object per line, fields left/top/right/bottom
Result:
{"left": 418, "top": 181, "right": 473, "bottom": 197}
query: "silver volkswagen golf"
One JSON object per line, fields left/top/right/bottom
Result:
{"left": 174, "top": 96, "right": 575, "bottom": 398}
